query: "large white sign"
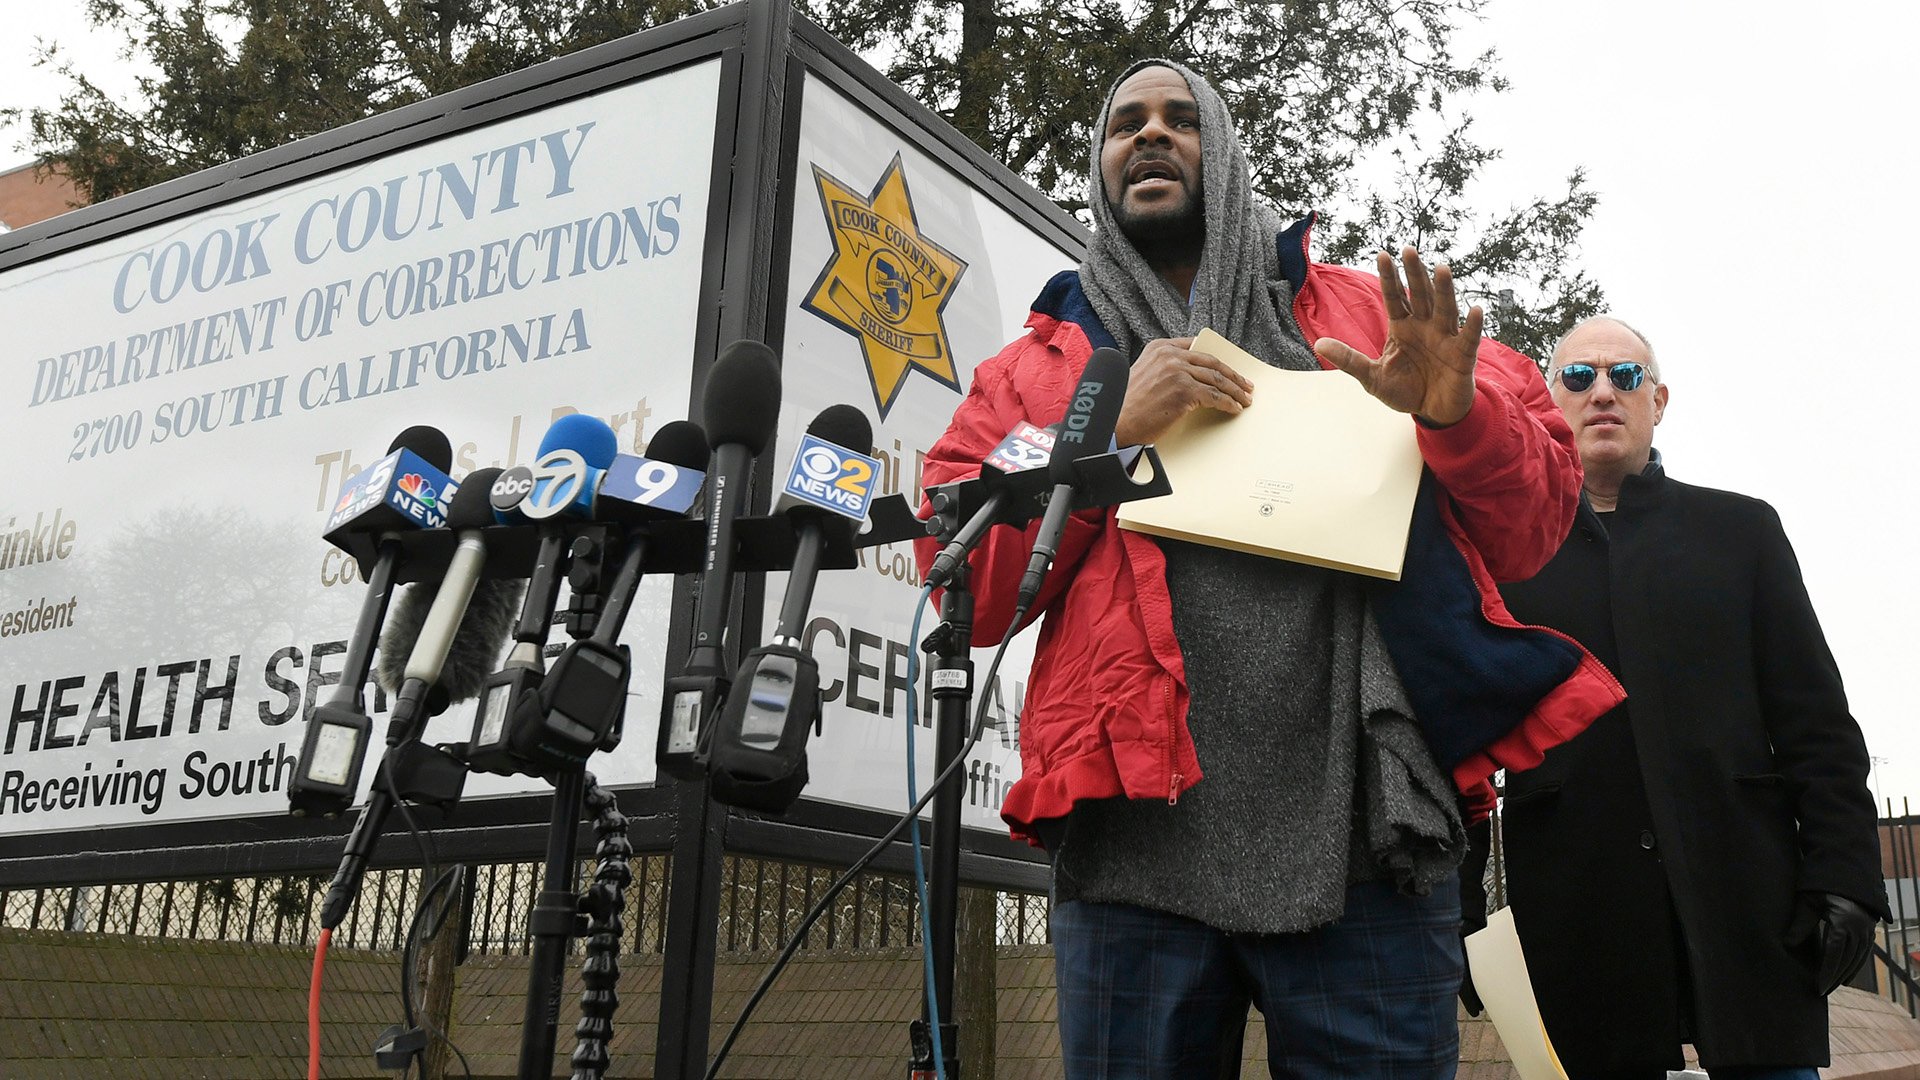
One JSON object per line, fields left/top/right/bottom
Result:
{"left": 0, "top": 60, "right": 723, "bottom": 835}
{"left": 776, "top": 73, "right": 1079, "bottom": 835}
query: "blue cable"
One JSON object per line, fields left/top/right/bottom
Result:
{"left": 902, "top": 582, "right": 946, "bottom": 1080}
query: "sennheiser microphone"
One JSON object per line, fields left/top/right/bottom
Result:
{"left": 658, "top": 340, "right": 783, "bottom": 780}
{"left": 291, "top": 425, "right": 454, "bottom": 818}
{"left": 707, "top": 405, "right": 873, "bottom": 812}
{"left": 319, "top": 477, "right": 519, "bottom": 930}
{"left": 1016, "top": 347, "right": 1130, "bottom": 608}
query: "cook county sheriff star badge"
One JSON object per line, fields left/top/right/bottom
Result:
{"left": 802, "top": 155, "right": 967, "bottom": 418}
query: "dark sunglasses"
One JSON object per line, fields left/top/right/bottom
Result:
{"left": 1555, "top": 362, "right": 1647, "bottom": 393}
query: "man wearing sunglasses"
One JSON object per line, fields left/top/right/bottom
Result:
{"left": 1477, "top": 316, "right": 1887, "bottom": 1079}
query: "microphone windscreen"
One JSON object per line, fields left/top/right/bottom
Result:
{"left": 805, "top": 404, "right": 873, "bottom": 457}
{"left": 1051, "top": 347, "right": 1130, "bottom": 482}
{"left": 447, "top": 468, "right": 504, "bottom": 530}
{"left": 434, "top": 577, "right": 524, "bottom": 704}
{"left": 388, "top": 425, "right": 453, "bottom": 473}
{"left": 374, "top": 582, "right": 434, "bottom": 697}
{"left": 538, "top": 414, "right": 619, "bottom": 469}
{"left": 645, "top": 420, "right": 711, "bottom": 470}
{"left": 702, "top": 340, "right": 782, "bottom": 453}
{"left": 373, "top": 473, "right": 521, "bottom": 697}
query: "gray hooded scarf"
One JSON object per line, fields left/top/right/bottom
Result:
{"left": 1078, "top": 57, "right": 1320, "bottom": 372}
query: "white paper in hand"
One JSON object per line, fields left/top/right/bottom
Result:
{"left": 1115, "top": 328, "right": 1423, "bottom": 579}
{"left": 1464, "top": 907, "right": 1571, "bottom": 1080}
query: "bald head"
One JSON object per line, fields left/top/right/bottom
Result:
{"left": 1552, "top": 316, "right": 1661, "bottom": 383}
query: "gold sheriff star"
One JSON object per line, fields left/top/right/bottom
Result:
{"left": 802, "top": 155, "right": 968, "bottom": 417}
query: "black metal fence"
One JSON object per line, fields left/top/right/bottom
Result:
{"left": 1877, "top": 802, "right": 1920, "bottom": 1014}
{"left": 0, "top": 853, "right": 1054, "bottom": 957}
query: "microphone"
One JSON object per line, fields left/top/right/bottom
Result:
{"left": 493, "top": 416, "right": 623, "bottom": 666}
{"left": 707, "top": 405, "right": 875, "bottom": 812}
{"left": 593, "top": 420, "right": 712, "bottom": 631}
{"left": 290, "top": 425, "right": 453, "bottom": 818}
{"left": 658, "top": 340, "right": 783, "bottom": 780}
{"left": 1016, "top": 347, "right": 1129, "bottom": 608}
{"left": 463, "top": 418, "right": 624, "bottom": 776}
{"left": 592, "top": 425, "right": 711, "bottom": 525}
{"left": 921, "top": 419, "right": 1059, "bottom": 591}
{"left": 321, "top": 426, "right": 459, "bottom": 550}
{"left": 319, "top": 476, "right": 520, "bottom": 930}
{"left": 466, "top": 422, "right": 712, "bottom": 776}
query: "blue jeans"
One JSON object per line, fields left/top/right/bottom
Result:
{"left": 1051, "top": 880, "right": 1463, "bottom": 1079}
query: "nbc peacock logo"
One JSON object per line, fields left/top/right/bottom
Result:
{"left": 396, "top": 474, "right": 439, "bottom": 508}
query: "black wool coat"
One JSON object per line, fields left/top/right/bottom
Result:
{"left": 1493, "top": 462, "right": 1885, "bottom": 1074}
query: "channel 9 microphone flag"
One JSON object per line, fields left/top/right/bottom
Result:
{"left": 708, "top": 404, "right": 877, "bottom": 812}
{"left": 465, "top": 420, "right": 710, "bottom": 778}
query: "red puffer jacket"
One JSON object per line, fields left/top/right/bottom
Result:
{"left": 917, "top": 219, "right": 1625, "bottom": 844}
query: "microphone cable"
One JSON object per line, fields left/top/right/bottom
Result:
{"left": 701, "top": 585, "right": 1035, "bottom": 1080}
{"left": 303, "top": 703, "right": 445, "bottom": 1076}
{"left": 903, "top": 584, "right": 944, "bottom": 1080}
{"left": 397, "top": 864, "right": 475, "bottom": 1080}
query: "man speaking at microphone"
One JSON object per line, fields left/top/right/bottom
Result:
{"left": 919, "top": 60, "right": 1612, "bottom": 1077}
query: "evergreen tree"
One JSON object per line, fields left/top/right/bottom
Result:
{"left": 11, "top": 0, "right": 1600, "bottom": 360}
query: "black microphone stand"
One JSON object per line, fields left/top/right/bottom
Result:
{"left": 894, "top": 445, "right": 1172, "bottom": 1080}
{"left": 517, "top": 527, "right": 602, "bottom": 1080}
{"left": 908, "top": 563, "right": 971, "bottom": 1080}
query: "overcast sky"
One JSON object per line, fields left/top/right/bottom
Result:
{"left": 4, "top": 2, "right": 1916, "bottom": 805}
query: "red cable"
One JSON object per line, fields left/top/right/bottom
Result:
{"left": 309, "top": 927, "right": 332, "bottom": 1080}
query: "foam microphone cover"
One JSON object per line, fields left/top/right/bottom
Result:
{"left": 805, "top": 404, "right": 873, "bottom": 457}
{"left": 373, "top": 471, "right": 525, "bottom": 702}
{"left": 645, "top": 419, "right": 712, "bottom": 470}
{"left": 387, "top": 424, "right": 453, "bottom": 472}
{"left": 702, "top": 340, "right": 783, "bottom": 454}
{"left": 800, "top": 404, "right": 873, "bottom": 537}
{"left": 538, "top": 413, "right": 619, "bottom": 469}
{"left": 1051, "top": 347, "right": 1130, "bottom": 483}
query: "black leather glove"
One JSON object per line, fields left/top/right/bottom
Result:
{"left": 1785, "top": 891, "right": 1878, "bottom": 996}
{"left": 1460, "top": 956, "right": 1484, "bottom": 1016}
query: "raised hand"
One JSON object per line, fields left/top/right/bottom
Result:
{"left": 1111, "top": 337, "right": 1255, "bottom": 447}
{"left": 1313, "top": 247, "right": 1482, "bottom": 427}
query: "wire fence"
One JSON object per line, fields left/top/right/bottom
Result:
{"left": 0, "top": 854, "right": 1054, "bottom": 956}
{"left": 1878, "top": 802, "right": 1920, "bottom": 1015}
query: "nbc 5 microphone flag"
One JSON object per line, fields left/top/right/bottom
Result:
{"left": 323, "top": 447, "right": 457, "bottom": 542}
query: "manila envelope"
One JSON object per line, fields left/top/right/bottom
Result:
{"left": 1465, "top": 907, "right": 1572, "bottom": 1080}
{"left": 1116, "top": 328, "right": 1422, "bottom": 579}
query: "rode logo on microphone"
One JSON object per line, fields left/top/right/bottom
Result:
{"left": 781, "top": 434, "right": 879, "bottom": 520}
{"left": 1057, "top": 382, "right": 1105, "bottom": 447}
